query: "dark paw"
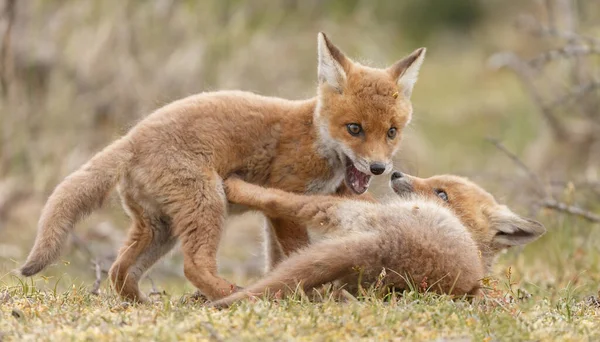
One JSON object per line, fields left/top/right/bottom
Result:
{"left": 180, "top": 290, "right": 209, "bottom": 305}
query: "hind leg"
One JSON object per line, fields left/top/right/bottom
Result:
{"left": 169, "top": 171, "right": 237, "bottom": 300}
{"left": 126, "top": 218, "right": 178, "bottom": 299}
{"left": 109, "top": 192, "right": 169, "bottom": 303}
{"left": 109, "top": 218, "right": 153, "bottom": 303}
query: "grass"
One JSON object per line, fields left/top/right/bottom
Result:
{"left": 1, "top": 271, "right": 598, "bottom": 341}
{"left": 2, "top": 209, "right": 599, "bottom": 341}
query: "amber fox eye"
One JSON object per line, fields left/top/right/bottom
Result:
{"left": 435, "top": 189, "right": 449, "bottom": 202}
{"left": 346, "top": 123, "right": 362, "bottom": 137}
{"left": 387, "top": 127, "right": 397, "bottom": 139}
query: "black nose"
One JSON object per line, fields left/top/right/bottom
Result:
{"left": 370, "top": 162, "right": 386, "bottom": 175}
{"left": 391, "top": 171, "right": 404, "bottom": 180}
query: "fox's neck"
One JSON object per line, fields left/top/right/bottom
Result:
{"left": 268, "top": 96, "right": 345, "bottom": 194}
{"left": 281, "top": 96, "right": 340, "bottom": 164}
{"left": 311, "top": 97, "right": 343, "bottom": 167}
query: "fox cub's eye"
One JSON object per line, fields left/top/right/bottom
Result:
{"left": 346, "top": 123, "right": 362, "bottom": 136}
{"left": 387, "top": 127, "right": 397, "bottom": 139}
{"left": 435, "top": 189, "right": 449, "bottom": 202}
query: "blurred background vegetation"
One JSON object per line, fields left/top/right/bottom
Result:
{"left": 1, "top": 0, "right": 599, "bottom": 299}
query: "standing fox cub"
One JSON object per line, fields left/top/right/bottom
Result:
{"left": 20, "top": 33, "right": 426, "bottom": 302}
{"left": 209, "top": 172, "right": 546, "bottom": 308}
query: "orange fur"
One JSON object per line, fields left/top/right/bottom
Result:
{"left": 19, "top": 33, "right": 426, "bottom": 302}
{"left": 209, "top": 173, "right": 546, "bottom": 308}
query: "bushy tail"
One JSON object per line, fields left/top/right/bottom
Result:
{"left": 20, "top": 138, "right": 133, "bottom": 276}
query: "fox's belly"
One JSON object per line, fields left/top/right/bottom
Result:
{"left": 227, "top": 203, "right": 254, "bottom": 216}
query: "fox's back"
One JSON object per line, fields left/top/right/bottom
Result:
{"left": 124, "top": 91, "right": 312, "bottom": 180}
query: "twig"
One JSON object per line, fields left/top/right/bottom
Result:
{"left": 199, "top": 322, "right": 225, "bottom": 342}
{"left": 0, "top": 0, "right": 16, "bottom": 98}
{"left": 528, "top": 45, "right": 600, "bottom": 70}
{"left": 70, "top": 233, "right": 93, "bottom": 258}
{"left": 544, "top": 80, "right": 600, "bottom": 110}
{"left": 90, "top": 259, "right": 102, "bottom": 295}
{"left": 541, "top": 199, "right": 600, "bottom": 223}
{"left": 147, "top": 275, "right": 158, "bottom": 293}
{"left": 517, "top": 16, "right": 600, "bottom": 47}
{"left": 486, "top": 137, "right": 548, "bottom": 196}
{"left": 487, "top": 52, "right": 568, "bottom": 139}
{"left": 147, "top": 275, "right": 166, "bottom": 297}
{"left": 70, "top": 233, "right": 109, "bottom": 295}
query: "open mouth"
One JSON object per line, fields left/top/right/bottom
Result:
{"left": 344, "top": 156, "right": 372, "bottom": 194}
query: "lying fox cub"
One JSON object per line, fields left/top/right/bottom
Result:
{"left": 210, "top": 172, "right": 546, "bottom": 307}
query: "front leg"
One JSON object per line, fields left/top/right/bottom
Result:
{"left": 264, "top": 184, "right": 373, "bottom": 269}
{"left": 224, "top": 178, "right": 369, "bottom": 271}
{"left": 224, "top": 177, "right": 342, "bottom": 227}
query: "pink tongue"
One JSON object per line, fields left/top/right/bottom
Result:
{"left": 354, "top": 168, "right": 368, "bottom": 188}
{"left": 348, "top": 165, "right": 370, "bottom": 193}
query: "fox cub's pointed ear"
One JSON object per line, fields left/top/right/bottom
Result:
{"left": 388, "top": 47, "right": 426, "bottom": 99}
{"left": 491, "top": 207, "right": 546, "bottom": 247}
{"left": 317, "top": 32, "right": 350, "bottom": 92}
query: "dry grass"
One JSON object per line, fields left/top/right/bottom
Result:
{"left": 1, "top": 270, "right": 599, "bottom": 341}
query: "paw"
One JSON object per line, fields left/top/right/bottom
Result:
{"left": 179, "top": 290, "right": 209, "bottom": 305}
{"left": 223, "top": 175, "right": 246, "bottom": 190}
{"left": 191, "top": 290, "right": 209, "bottom": 302}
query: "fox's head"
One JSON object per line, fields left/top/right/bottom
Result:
{"left": 314, "top": 32, "right": 426, "bottom": 195}
{"left": 390, "top": 171, "right": 546, "bottom": 270}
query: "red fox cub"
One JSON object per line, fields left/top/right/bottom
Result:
{"left": 19, "top": 33, "right": 426, "bottom": 302}
{"left": 209, "top": 172, "right": 546, "bottom": 308}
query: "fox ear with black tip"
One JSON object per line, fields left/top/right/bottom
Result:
{"left": 490, "top": 207, "right": 546, "bottom": 247}
{"left": 317, "top": 32, "right": 352, "bottom": 93}
{"left": 388, "top": 47, "right": 426, "bottom": 99}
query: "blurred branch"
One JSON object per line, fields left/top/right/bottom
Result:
{"left": 91, "top": 258, "right": 102, "bottom": 295}
{"left": 70, "top": 233, "right": 93, "bottom": 258}
{"left": 147, "top": 276, "right": 159, "bottom": 295}
{"left": 488, "top": 53, "right": 568, "bottom": 139}
{"left": 541, "top": 199, "right": 600, "bottom": 223}
{"left": 546, "top": 79, "right": 600, "bottom": 110}
{"left": 487, "top": 138, "right": 600, "bottom": 223}
{"left": 486, "top": 137, "right": 548, "bottom": 197}
{"left": 528, "top": 45, "right": 600, "bottom": 70}
{"left": 0, "top": 0, "right": 16, "bottom": 98}
{"left": 147, "top": 275, "right": 167, "bottom": 298}
{"left": 71, "top": 233, "right": 111, "bottom": 295}
{"left": 517, "top": 15, "right": 600, "bottom": 46}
